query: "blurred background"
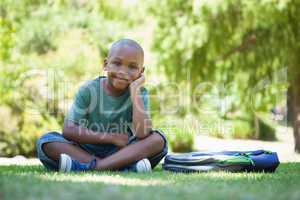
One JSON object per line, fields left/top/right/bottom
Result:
{"left": 0, "top": 0, "right": 299, "bottom": 161}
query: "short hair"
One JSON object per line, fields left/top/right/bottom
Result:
{"left": 108, "top": 38, "right": 144, "bottom": 59}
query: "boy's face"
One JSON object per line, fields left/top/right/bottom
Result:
{"left": 104, "top": 45, "right": 144, "bottom": 90}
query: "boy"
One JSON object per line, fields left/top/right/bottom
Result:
{"left": 36, "top": 39, "right": 168, "bottom": 172}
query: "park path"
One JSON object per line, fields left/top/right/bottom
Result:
{"left": 194, "top": 126, "right": 300, "bottom": 162}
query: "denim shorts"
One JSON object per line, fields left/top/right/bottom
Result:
{"left": 36, "top": 129, "right": 168, "bottom": 171}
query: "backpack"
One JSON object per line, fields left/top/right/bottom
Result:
{"left": 163, "top": 150, "right": 280, "bottom": 173}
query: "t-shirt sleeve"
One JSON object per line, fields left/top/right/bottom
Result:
{"left": 65, "top": 84, "right": 91, "bottom": 125}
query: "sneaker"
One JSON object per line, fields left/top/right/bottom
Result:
{"left": 127, "top": 158, "right": 152, "bottom": 173}
{"left": 59, "top": 154, "right": 96, "bottom": 173}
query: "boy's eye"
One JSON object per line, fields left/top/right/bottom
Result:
{"left": 113, "top": 61, "right": 121, "bottom": 66}
{"left": 129, "top": 65, "right": 138, "bottom": 70}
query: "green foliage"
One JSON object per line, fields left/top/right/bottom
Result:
{"left": 254, "top": 113, "right": 277, "bottom": 141}
{"left": 0, "top": 64, "right": 61, "bottom": 156}
{"left": 1, "top": 0, "right": 298, "bottom": 156}
{"left": 0, "top": 0, "right": 140, "bottom": 157}
{"left": 18, "top": 17, "right": 58, "bottom": 54}
{"left": 149, "top": 0, "right": 300, "bottom": 138}
{"left": 0, "top": 16, "right": 15, "bottom": 61}
{"left": 148, "top": 83, "right": 188, "bottom": 118}
{"left": 0, "top": 105, "right": 60, "bottom": 156}
{"left": 231, "top": 120, "right": 255, "bottom": 139}
{"left": 150, "top": 0, "right": 300, "bottom": 85}
{"left": 164, "top": 127, "right": 195, "bottom": 153}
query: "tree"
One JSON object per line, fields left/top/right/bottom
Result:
{"left": 291, "top": 75, "right": 300, "bottom": 152}
{"left": 150, "top": 0, "right": 300, "bottom": 151}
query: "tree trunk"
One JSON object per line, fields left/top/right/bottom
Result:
{"left": 287, "top": 86, "right": 293, "bottom": 125}
{"left": 292, "top": 75, "right": 300, "bottom": 153}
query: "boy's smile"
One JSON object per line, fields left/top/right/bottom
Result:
{"left": 103, "top": 39, "right": 144, "bottom": 95}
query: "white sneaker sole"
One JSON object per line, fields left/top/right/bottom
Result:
{"left": 59, "top": 154, "right": 72, "bottom": 173}
{"left": 136, "top": 158, "right": 152, "bottom": 173}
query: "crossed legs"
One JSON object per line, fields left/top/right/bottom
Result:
{"left": 42, "top": 132, "right": 165, "bottom": 171}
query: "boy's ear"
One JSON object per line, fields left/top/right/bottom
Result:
{"left": 103, "top": 58, "right": 108, "bottom": 71}
{"left": 141, "top": 67, "right": 145, "bottom": 74}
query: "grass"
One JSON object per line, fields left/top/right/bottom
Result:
{"left": 0, "top": 163, "right": 300, "bottom": 200}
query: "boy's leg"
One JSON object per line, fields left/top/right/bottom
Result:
{"left": 144, "top": 130, "right": 168, "bottom": 168}
{"left": 37, "top": 131, "right": 98, "bottom": 170}
{"left": 95, "top": 130, "right": 166, "bottom": 170}
{"left": 43, "top": 142, "right": 94, "bottom": 163}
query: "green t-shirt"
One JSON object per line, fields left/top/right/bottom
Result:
{"left": 65, "top": 76, "right": 149, "bottom": 135}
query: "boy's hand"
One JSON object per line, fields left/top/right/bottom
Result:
{"left": 130, "top": 74, "right": 145, "bottom": 93}
{"left": 111, "top": 134, "right": 129, "bottom": 148}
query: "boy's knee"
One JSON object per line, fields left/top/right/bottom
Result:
{"left": 36, "top": 131, "right": 70, "bottom": 154}
{"left": 149, "top": 130, "right": 168, "bottom": 152}
{"left": 37, "top": 131, "right": 60, "bottom": 148}
{"left": 151, "top": 133, "right": 164, "bottom": 150}
{"left": 42, "top": 141, "right": 56, "bottom": 152}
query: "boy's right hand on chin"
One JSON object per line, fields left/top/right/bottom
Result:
{"left": 111, "top": 134, "right": 129, "bottom": 148}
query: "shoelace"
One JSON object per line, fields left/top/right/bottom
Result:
{"left": 71, "top": 158, "right": 97, "bottom": 171}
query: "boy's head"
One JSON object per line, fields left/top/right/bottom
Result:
{"left": 104, "top": 39, "right": 144, "bottom": 90}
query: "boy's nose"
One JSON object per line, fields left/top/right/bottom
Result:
{"left": 116, "top": 67, "right": 130, "bottom": 79}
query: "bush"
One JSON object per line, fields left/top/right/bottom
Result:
{"left": 209, "top": 125, "right": 226, "bottom": 139}
{"left": 16, "top": 8, "right": 62, "bottom": 55}
{"left": 0, "top": 105, "right": 60, "bottom": 157}
{"left": 19, "top": 24, "right": 57, "bottom": 54}
{"left": 230, "top": 112, "right": 277, "bottom": 141}
{"left": 164, "top": 127, "right": 195, "bottom": 153}
{"left": 0, "top": 1, "right": 140, "bottom": 157}
{"left": 0, "top": 64, "right": 61, "bottom": 157}
{"left": 148, "top": 83, "right": 189, "bottom": 119}
{"left": 254, "top": 113, "right": 277, "bottom": 141}
{"left": 231, "top": 120, "right": 255, "bottom": 139}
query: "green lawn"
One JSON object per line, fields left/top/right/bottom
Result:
{"left": 0, "top": 163, "right": 299, "bottom": 200}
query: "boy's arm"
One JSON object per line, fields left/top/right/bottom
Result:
{"left": 65, "top": 83, "right": 128, "bottom": 148}
{"left": 63, "top": 121, "right": 129, "bottom": 148}
{"left": 130, "top": 75, "right": 153, "bottom": 139}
